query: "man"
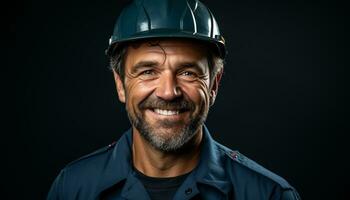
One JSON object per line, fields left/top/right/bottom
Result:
{"left": 48, "top": 0, "right": 300, "bottom": 199}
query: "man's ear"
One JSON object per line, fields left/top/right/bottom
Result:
{"left": 210, "top": 69, "right": 223, "bottom": 106}
{"left": 113, "top": 70, "right": 126, "bottom": 103}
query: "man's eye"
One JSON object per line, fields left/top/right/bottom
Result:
{"left": 141, "top": 70, "right": 154, "bottom": 75}
{"left": 181, "top": 71, "right": 195, "bottom": 76}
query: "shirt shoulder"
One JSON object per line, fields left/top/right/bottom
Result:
{"left": 217, "top": 143, "right": 294, "bottom": 190}
{"left": 59, "top": 140, "right": 117, "bottom": 177}
{"left": 216, "top": 143, "right": 300, "bottom": 200}
{"left": 47, "top": 141, "right": 119, "bottom": 200}
{"left": 66, "top": 141, "right": 117, "bottom": 169}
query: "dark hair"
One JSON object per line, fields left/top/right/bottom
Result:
{"left": 108, "top": 40, "right": 224, "bottom": 87}
{"left": 109, "top": 43, "right": 128, "bottom": 81}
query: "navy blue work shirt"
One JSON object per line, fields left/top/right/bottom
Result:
{"left": 47, "top": 126, "right": 300, "bottom": 200}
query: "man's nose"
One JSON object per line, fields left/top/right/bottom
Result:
{"left": 155, "top": 72, "right": 182, "bottom": 101}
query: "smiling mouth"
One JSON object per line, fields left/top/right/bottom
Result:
{"left": 152, "top": 108, "right": 188, "bottom": 116}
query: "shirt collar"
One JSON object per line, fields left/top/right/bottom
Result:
{"left": 97, "top": 125, "right": 231, "bottom": 196}
{"left": 194, "top": 125, "right": 231, "bottom": 195}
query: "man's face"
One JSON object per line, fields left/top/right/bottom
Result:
{"left": 113, "top": 39, "right": 220, "bottom": 152}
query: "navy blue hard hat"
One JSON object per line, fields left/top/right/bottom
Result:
{"left": 106, "top": 0, "right": 226, "bottom": 58}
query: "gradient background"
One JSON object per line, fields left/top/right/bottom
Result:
{"left": 5, "top": 0, "right": 346, "bottom": 199}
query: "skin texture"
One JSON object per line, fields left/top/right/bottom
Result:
{"left": 113, "top": 39, "right": 222, "bottom": 177}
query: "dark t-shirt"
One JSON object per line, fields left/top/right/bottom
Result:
{"left": 134, "top": 169, "right": 190, "bottom": 200}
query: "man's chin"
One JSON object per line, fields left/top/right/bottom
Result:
{"left": 148, "top": 129, "right": 200, "bottom": 153}
{"left": 146, "top": 126, "right": 186, "bottom": 138}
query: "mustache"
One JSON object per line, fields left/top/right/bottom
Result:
{"left": 139, "top": 96, "right": 195, "bottom": 111}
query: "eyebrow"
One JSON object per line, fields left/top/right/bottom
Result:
{"left": 176, "top": 61, "right": 206, "bottom": 74}
{"left": 131, "top": 60, "right": 160, "bottom": 73}
{"left": 131, "top": 60, "right": 207, "bottom": 74}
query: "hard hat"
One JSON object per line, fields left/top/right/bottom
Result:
{"left": 106, "top": 0, "right": 226, "bottom": 58}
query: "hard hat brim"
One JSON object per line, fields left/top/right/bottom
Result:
{"left": 106, "top": 29, "right": 226, "bottom": 59}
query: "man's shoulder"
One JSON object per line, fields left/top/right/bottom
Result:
{"left": 47, "top": 140, "right": 125, "bottom": 200}
{"left": 47, "top": 131, "right": 133, "bottom": 199}
{"left": 63, "top": 141, "right": 118, "bottom": 174}
{"left": 214, "top": 142, "right": 294, "bottom": 190}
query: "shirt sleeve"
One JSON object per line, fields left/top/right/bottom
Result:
{"left": 280, "top": 189, "right": 301, "bottom": 200}
{"left": 47, "top": 169, "right": 66, "bottom": 200}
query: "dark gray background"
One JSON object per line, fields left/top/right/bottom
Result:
{"left": 5, "top": 0, "right": 346, "bottom": 199}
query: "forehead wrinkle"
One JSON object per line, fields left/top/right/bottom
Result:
{"left": 147, "top": 41, "right": 205, "bottom": 55}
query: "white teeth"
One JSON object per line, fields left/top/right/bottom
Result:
{"left": 154, "top": 109, "right": 179, "bottom": 116}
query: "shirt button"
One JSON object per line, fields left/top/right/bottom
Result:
{"left": 185, "top": 188, "right": 192, "bottom": 195}
{"left": 231, "top": 152, "right": 238, "bottom": 159}
{"left": 108, "top": 141, "right": 116, "bottom": 148}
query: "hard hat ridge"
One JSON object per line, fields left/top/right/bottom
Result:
{"left": 106, "top": 0, "right": 226, "bottom": 58}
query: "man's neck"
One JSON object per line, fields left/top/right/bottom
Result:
{"left": 132, "top": 128, "right": 202, "bottom": 178}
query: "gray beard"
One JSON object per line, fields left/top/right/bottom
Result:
{"left": 127, "top": 108, "right": 207, "bottom": 153}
